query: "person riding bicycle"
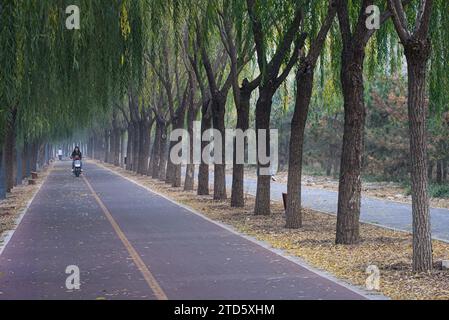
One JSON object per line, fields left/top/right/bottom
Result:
{"left": 71, "top": 146, "right": 83, "bottom": 172}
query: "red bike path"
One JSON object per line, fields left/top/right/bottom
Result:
{"left": 0, "top": 161, "right": 369, "bottom": 300}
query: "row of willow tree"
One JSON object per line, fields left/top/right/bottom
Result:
{"left": 1, "top": 0, "right": 448, "bottom": 272}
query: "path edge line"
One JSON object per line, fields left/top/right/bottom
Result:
{"left": 0, "top": 163, "right": 55, "bottom": 257}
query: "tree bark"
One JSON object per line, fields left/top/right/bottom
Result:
{"left": 427, "top": 159, "right": 434, "bottom": 181}
{"left": 110, "top": 129, "right": 116, "bottom": 164}
{"left": 14, "top": 150, "right": 23, "bottom": 185}
{"left": 24, "top": 142, "right": 31, "bottom": 177}
{"left": 0, "top": 147, "right": 5, "bottom": 200}
{"left": 231, "top": 84, "right": 251, "bottom": 207}
{"left": 21, "top": 143, "right": 27, "bottom": 179}
{"left": 172, "top": 113, "right": 188, "bottom": 188}
{"left": 158, "top": 122, "right": 168, "bottom": 181}
{"left": 152, "top": 121, "right": 162, "bottom": 179}
{"left": 137, "top": 119, "right": 149, "bottom": 175}
{"left": 104, "top": 130, "right": 110, "bottom": 164}
{"left": 184, "top": 110, "right": 196, "bottom": 189}
{"left": 198, "top": 100, "right": 212, "bottom": 195}
{"left": 114, "top": 128, "right": 121, "bottom": 167}
{"left": 211, "top": 93, "right": 227, "bottom": 200}
{"left": 405, "top": 39, "right": 433, "bottom": 272}
{"left": 165, "top": 140, "right": 176, "bottom": 184}
{"left": 436, "top": 160, "right": 443, "bottom": 184}
{"left": 443, "top": 159, "right": 448, "bottom": 182}
{"left": 143, "top": 120, "right": 153, "bottom": 175}
{"left": 111, "top": 114, "right": 121, "bottom": 166}
{"left": 126, "top": 124, "right": 134, "bottom": 171}
{"left": 120, "top": 129, "right": 126, "bottom": 168}
{"left": 132, "top": 121, "right": 140, "bottom": 173}
{"left": 184, "top": 99, "right": 199, "bottom": 191}
{"left": 286, "top": 68, "right": 314, "bottom": 228}
{"left": 254, "top": 90, "right": 273, "bottom": 216}
{"left": 335, "top": 44, "right": 366, "bottom": 245}
{"left": 4, "top": 108, "right": 17, "bottom": 192}
{"left": 30, "top": 142, "right": 38, "bottom": 173}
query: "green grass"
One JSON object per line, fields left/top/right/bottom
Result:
{"left": 429, "top": 184, "right": 449, "bottom": 198}
{"left": 404, "top": 183, "right": 449, "bottom": 199}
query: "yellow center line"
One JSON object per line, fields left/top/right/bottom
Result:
{"left": 82, "top": 175, "right": 168, "bottom": 300}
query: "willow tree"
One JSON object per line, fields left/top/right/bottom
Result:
{"left": 215, "top": 0, "right": 261, "bottom": 207}
{"left": 247, "top": 0, "right": 307, "bottom": 215}
{"left": 387, "top": 0, "right": 438, "bottom": 272}
{"left": 332, "top": 0, "right": 415, "bottom": 244}
{"left": 184, "top": 30, "right": 214, "bottom": 195}
{"left": 0, "top": 0, "right": 148, "bottom": 197}
{"left": 286, "top": 0, "right": 337, "bottom": 228}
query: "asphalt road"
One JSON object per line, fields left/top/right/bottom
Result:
{"left": 0, "top": 161, "right": 366, "bottom": 300}
{"left": 184, "top": 168, "right": 449, "bottom": 242}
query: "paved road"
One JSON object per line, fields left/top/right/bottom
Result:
{"left": 0, "top": 162, "right": 365, "bottom": 300}
{"left": 186, "top": 168, "right": 449, "bottom": 242}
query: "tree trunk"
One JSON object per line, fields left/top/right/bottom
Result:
{"left": 198, "top": 100, "right": 212, "bottom": 195}
{"left": 21, "top": 143, "right": 27, "bottom": 180}
{"left": 24, "top": 142, "right": 31, "bottom": 177}
{"left": 4, "top": 109, "right": 16, "bottom": 192}
{"left": 90, "top": 135, "right": 94, "bottom": 158}
{"left": 110, "top": 129, "right": 116, "bottom": 164}
{"left": 254, "top": 90, "right": 272, "bottom": 216}
{"left": 326, "top": 141, "right": 336, "bottom": 177}
{"left": 184, "top": 164, "right": 195, "bottom": 190}
{"left": 212, "top": 94, "right": 227, "bottom": 200}
{"left": 405, "top": 40, "right": 433, "bottom": 272}
{"left": 152, "top": 121, "right": 162, "bottom": 179}
{"left": 436, "top": 160, "right": 443, "bottom": 184}
{"left": 286, "top": 69, "right": 314, "bottom": 228}
{"left": 336, "top": 48, "right": 365, "bottom": 245}
{"left": 172, "top": 111, "right": 187, "bottom": 188}
{"left": 30, "top": 142, "right": 38, "bottom": 173}
{"left": 16, "top": 147, "right": 23, "bottom": 185}
{"left": 148, "top": 138, "right": 155, "bottom": 177}
{"left": 104, "top": 130, "right": 110, "bottom": 164}
{"left": 126, "top": 124, "right": 134, "bottom": 171}
{"left": 231, "top": 87, "right": 251, "bottom": 207}
{"left": 37, "top": 143, "right": 45, "bottom": 170}
{"left": 113, "top": 128, "right": 120, "bottom": 167}
{"left": 0, "top": 147, "right": 6, "bottom": 200}
{"left": 120, "top": 129, "right": 126, "bottom": 167}
{"left": 184, "top": 105, "right": 198, "bottom": 191}
{"left": 132, "top": 121, "right": 140, "bottom": 173}
{"left": 137, "top": 120, "right": 147, "bottom": 175}
{"left": 143, "top": 121, "right": 152, "bottom": 175}
{"left": 443, "top": 159, "right": 448, "bottom": 182}
{"left": 158, "top": 122, "right": 168, "bottom": 181}
{"left": 427, "top": 159, "right": 434, "bottom": 181}
{"left": 165, "top": 140, "right": 176, "bottom": 184}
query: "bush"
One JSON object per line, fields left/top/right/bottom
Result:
{"left": 429, "top": 184, "right": 449, "bottom": 199}
{"left": 404, "top": 183, "right": 449, "bottom": 199}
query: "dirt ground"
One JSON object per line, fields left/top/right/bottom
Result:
{"left": 101, "top": 162, "right": 449, "bottom": 300}
{"left": 0, "top": 164, "right": 52, "bottom": 245}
